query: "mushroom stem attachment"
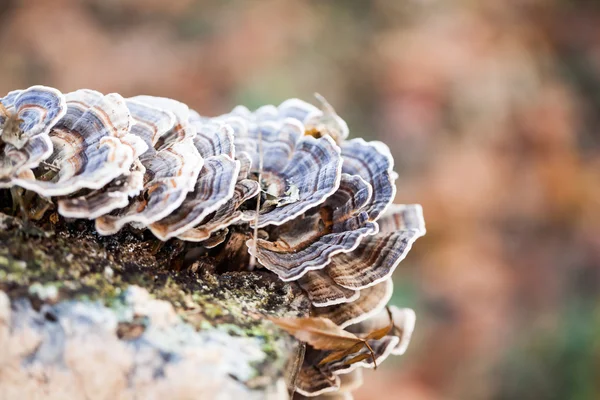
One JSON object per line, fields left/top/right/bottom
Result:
{"left": 10, "top": 186, "right": 30, "bottom": 227}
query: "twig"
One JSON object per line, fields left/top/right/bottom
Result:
{"left": 40, "top": 161, "right": 60, "bottom": 172}
{"left": 249, "top": 131, "right": 263, "bottom": 271}
{"left": 314, "top": 92, "right": 334, "bottom": 114}
{"left": 364, "top": 340, "right": 378, "bottom": 370}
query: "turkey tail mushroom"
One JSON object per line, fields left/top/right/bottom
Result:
{"left": 0, "top": 86, "right": 66, "bottom": 188}
{"left": 95, "top": 98, "right": 202, "bottom": 235}
{"left": 0, "top": 88, "right": 425, "bottom": 399}
{"left": 248, "top": 174, "right": 376, "bottom": 281}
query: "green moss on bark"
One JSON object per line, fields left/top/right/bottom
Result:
{"left": 0, "top": 212, "right": 309, "bottom": 393}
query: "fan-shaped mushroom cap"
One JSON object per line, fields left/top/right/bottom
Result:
{"left": 312, "top": 278, "right": 393, "bottom": 329}
{"left": 340, "top": 139, "right": 396, "bottom": 222}
{"left": 228, "top": 105, "right": 252, "bottom": 120}
{"left": 177, "top": 178, "right": 259, "bottom": 242}
{"left": 295, "top": 362, "right": 341, "bottom": 398}
{"left": 234, "top": 119, "right": 302, "bottom": 175}
{"left": 298, "top": 270, "right": 359, "bottom": 307}
{"left": 235, "top": 151, "right": 252, "bottom": 180}
{"left": 95, "top": 99, "right": 202, "bottom": 235}
{"left": 275, "top": 98, "right": 320, "bottom": 124}
{"left": 377, "top": 203, "right": 426, "bottom": 233}
{"left": 191, "top": 120, "right": 235, "bottom": 159}
{"left": 176, "top": 150, "right": 258, "bottom": 243}
{"left": 228, "top": 95, "right": 349, "bottom": 143}
{"left": 149, "top": 154, "right": 240, "bottom": 240}
{"left": 247, "top": 174, "right": 376, "bottom": 281}
{"left": 325, "top": 204, "right": 425, "bottom": 290}
{"left": 0, "top": 86, "right": 66, "bottom": 187}
{"left": 130, "top": 95, "right": 195, "bottom": 146}
{"left": 125, "top": 98, "right": 176, "bottom": 148}
{"left": 389, "top": 307, "right": 416, "bottom": 356}
{"left": 56, "top": 97, "right": 169, "bottom": 219}
{"left": 200, "top": 228, "right": 230, "bottom": 248}
{"left": 239, "top": 119, "right": 343, "bottom": 228}
{"left": 12, "top": 90, "right": 146, "bottom": 197}
{"left": 146, "top": 116, "right": 240, "bottom": 240}
{"left": 57, "top": 160, "right": 146, "bottom": 219}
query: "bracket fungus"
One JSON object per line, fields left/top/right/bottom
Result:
{"left": 247, "top": 173, "right": 377, "bottom": 281}
{"left": 0, "top": 86, "right": 66, "bottom": 187}
{"left": 0, "top": 86, "right": 425, "bottom": 398}
{"left": 12, "top": 89, "right": 147, "bottom": 197}
{"left": 95, "top": 97, "right": 203, "bottom": 235}
{"left": 325, "top": 204, "right": 426, "bottom": 290}
{"left": 234, "top": 118, "right": 343, "bottom": 228}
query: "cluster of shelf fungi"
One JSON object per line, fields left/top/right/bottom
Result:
{"left": 0, "top": 86, "right": 425, "bottom": 398}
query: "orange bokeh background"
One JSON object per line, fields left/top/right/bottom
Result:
{"left": 2, "top": 1, "right": 599, "bottom": 398}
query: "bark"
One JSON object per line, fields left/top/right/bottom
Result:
{"left": 0, "top": 212, "right": 309, "bottom": 400}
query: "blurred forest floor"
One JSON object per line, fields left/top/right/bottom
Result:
{"left": 1, "top": 0, "right": 599, "bottom": 399}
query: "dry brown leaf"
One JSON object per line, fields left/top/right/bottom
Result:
{"left": 270, "top": 315, "right": 384, "bottom": 370}
{"left": 269, "top": 316, "right": 361, "bottom": 351}
{"left": 318, "top": 316, "right": 392, "bottom": 367}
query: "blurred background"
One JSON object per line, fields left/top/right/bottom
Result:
{"left": 1, "top": 0, "right": 599, "bottom": 398}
